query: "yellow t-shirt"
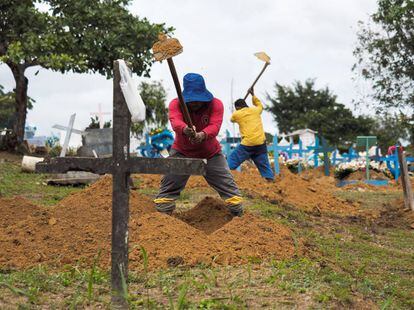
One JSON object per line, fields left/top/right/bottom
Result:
{"left": 230, "top": 96, "right": 266, "bottom": 146}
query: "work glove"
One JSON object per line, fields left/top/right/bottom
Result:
{"left": 190, "top": 131, "right": 206, "bottom": 144}
{"left": 183, "top": 126, "right": 196, "bottom": 138}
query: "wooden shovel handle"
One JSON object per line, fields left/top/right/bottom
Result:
{"left": 243, "top": 62, "right": 270, "bottom": 100}
{"left": 167, "top": 58, "right": 194, "bottom": 129}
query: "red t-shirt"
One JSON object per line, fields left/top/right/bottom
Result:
{"left": 169, "top": 98, "right": 223, "bottom": 159}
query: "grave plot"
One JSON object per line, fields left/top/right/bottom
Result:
{"left": 0, "top": 176, "right": 297, "bottom": 271}
{"left": 136, "top": 165, "right": 361, "bottom": 215}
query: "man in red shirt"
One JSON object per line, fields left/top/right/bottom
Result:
{"left": 154, "top": 73, "right": 243, "bottom": 216}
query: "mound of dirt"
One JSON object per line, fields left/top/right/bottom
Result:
{"left": 376, "top": 199, "right": 414, "bottom": 228}
{"left": 175, "top": 197, "right": 232, "bottom": 234}
{"left": 130, "top": 212, "right": 220, "bottom": 268}
{"left": 0, "top": 178, "right": 296, "bottom": 270}
{"left": 343, "top": 170, "right": 389, "bottom": 181}
{"left": 136, "top": 166, "right": 359, "bottom": 215}
{"left": 211, "top": 213, "right": 295, "bottom": 264}
{"left": 0, "top": 197, "right": 42, "bottom": 228}
{"left": 340, "top": 182, "right": 391, "bottom": 192}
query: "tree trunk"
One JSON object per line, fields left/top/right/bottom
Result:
{"left": 8, "top": 63, "right": 28, "bottom": 147}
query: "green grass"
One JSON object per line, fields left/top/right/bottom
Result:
{"left": 334, "top": 190, "right": 402, "bottom": 211}
{"left": 0, "top": 265, "right": 109, "bottom": 308}
{"left": 0, "top": 162, "right": 81, "bottom": 205}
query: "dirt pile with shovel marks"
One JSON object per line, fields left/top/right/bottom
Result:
{"left": 0, "top": 178, "right": 296, "bottom": 270}
{"left": 137, "top": 165, "right": 360, "bottom": 215}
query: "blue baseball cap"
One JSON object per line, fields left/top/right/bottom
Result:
{"left": 182, "top": 73, "right": 214, "bottom": 104}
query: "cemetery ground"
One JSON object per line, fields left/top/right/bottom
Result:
{"left": 0, "top": 152, "right": 413, "bottom": 309}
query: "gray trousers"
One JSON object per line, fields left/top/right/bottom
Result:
{"left": 154, "top": 150, "right": 243, "bottom": 214}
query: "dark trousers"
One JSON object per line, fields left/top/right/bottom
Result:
{"left": 154, "top": 150, "right": 243, "bottom": 214}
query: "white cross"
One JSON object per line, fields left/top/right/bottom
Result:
{"left": 90, "top": 103, "right": 111, "bottom": 129}
{"left": 52, "top": 113, "right": 85, "bottom": 157}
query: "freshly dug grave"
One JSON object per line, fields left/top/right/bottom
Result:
{"left": 340, "top": 181, "right": 398, "bottom": 192}
{"left": 342, "top": 170, "right": 390, "bottom": 181}
{"left": 175, "top": 196, "right": 233, "bottom": 234}
{"left": 136, "top": 165, "right": 360, "bottom": 215}
{"left": 0, "top": 178, "right": 296, "bottom": 270}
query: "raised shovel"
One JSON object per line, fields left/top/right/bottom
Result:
{"left": 243, "top": 52, "right": 271, "bottom": 100}
{"left": 152, "top": 34, "right": 194, "bottom": 132}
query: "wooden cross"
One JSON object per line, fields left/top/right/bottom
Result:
{"left": 90, "top": 103, "right": 111, "bottom": 129}
{"left": 36, "top": 60, "right": 206, "bottom": 307}
{"left": 356, "top": 136, "right": 377, "bottom": 180}
{"left": 306, "top": 136, "right": 320, "bottom": 168}
{"left": 398, "top": 147, "right": 414, "bottom": 211}
{"left": 288, "top": 139, "right": 304, "bottom": 173}
{"left": 221, "top": 130, "right": 241, "bottom": 172}
{"left": 52, "top": 113, "right": 85, "bottom": 157}
{"left": 313, "top": 136, "right": 334, "bottom": 176}
{"left": 272, "top": 135, "right": 291, "bottom": 175}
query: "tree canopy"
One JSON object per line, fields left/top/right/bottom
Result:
{"left": 371, "top": 112, "right": 413, "bottom": 149}
{"left": 0, "top": 0, "right": 170, "bottom": 77}
{"left": 266, "top": 80, "right": 375, "bottom": 147}
{"left": 354, "top": 0, "right": 414, "bottom": 110}
{"left": 0, "top": 0, "right": 172, "bottom": 147}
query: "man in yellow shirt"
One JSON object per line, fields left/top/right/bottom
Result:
{"left": 228, "top": 88, "right": 274, "bottom": 181}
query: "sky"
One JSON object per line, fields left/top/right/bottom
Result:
{"left": 0, "top": 0, "right": 378, "bottom": 146}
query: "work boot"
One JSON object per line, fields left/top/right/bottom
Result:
{"left": 154, "top": 200, "right": 175, "bottom": 215}
{"left": 230, "top": 209, "right": 243, "bottom": 217}
{"left": 229, "top": 205, "right": 243, "bottom": 217}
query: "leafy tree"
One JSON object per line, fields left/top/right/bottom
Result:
{"left": 266, "top": 79, "right": 375, "bottom": 147}
{"left": 264, "top": 132, "right": 274, "bottom": 143}
{"left": 0, "top": 0, "right": 172, "bottom": 147}
{"left": 372, "top": 113, "right": 413, "bottom": 149}
{"left": 131, "top": 80, "right": 168, "bottom": 137}
{"left": 86, "top": 116, "right": 111, "bottom": 129}
{"left": 0, "top": 85, "right": 16, "bottom": 129}
{"left": 353, "top": 0, "right": 414, "bottom": 110}
{"left": 0, "top": 84, "right": 34, "bottom": 129}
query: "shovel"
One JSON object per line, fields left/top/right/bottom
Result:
{"left": 243, "top": 52, "right": 271, "bottom": 100}
{"left": 152, "top": 34, "right": 194, "bottom": 132}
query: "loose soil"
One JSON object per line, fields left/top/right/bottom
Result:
{"left": 137, "top": 165, "right": 360, "bottom": 215}
{"left": 343, "top": 170, "right": 389, "bottom": 181}
{"left": 0, "top": 177, "right": 296, "bottom": 270}
{"left": 152, "top": 34, "right": 183, "bottom": 61}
